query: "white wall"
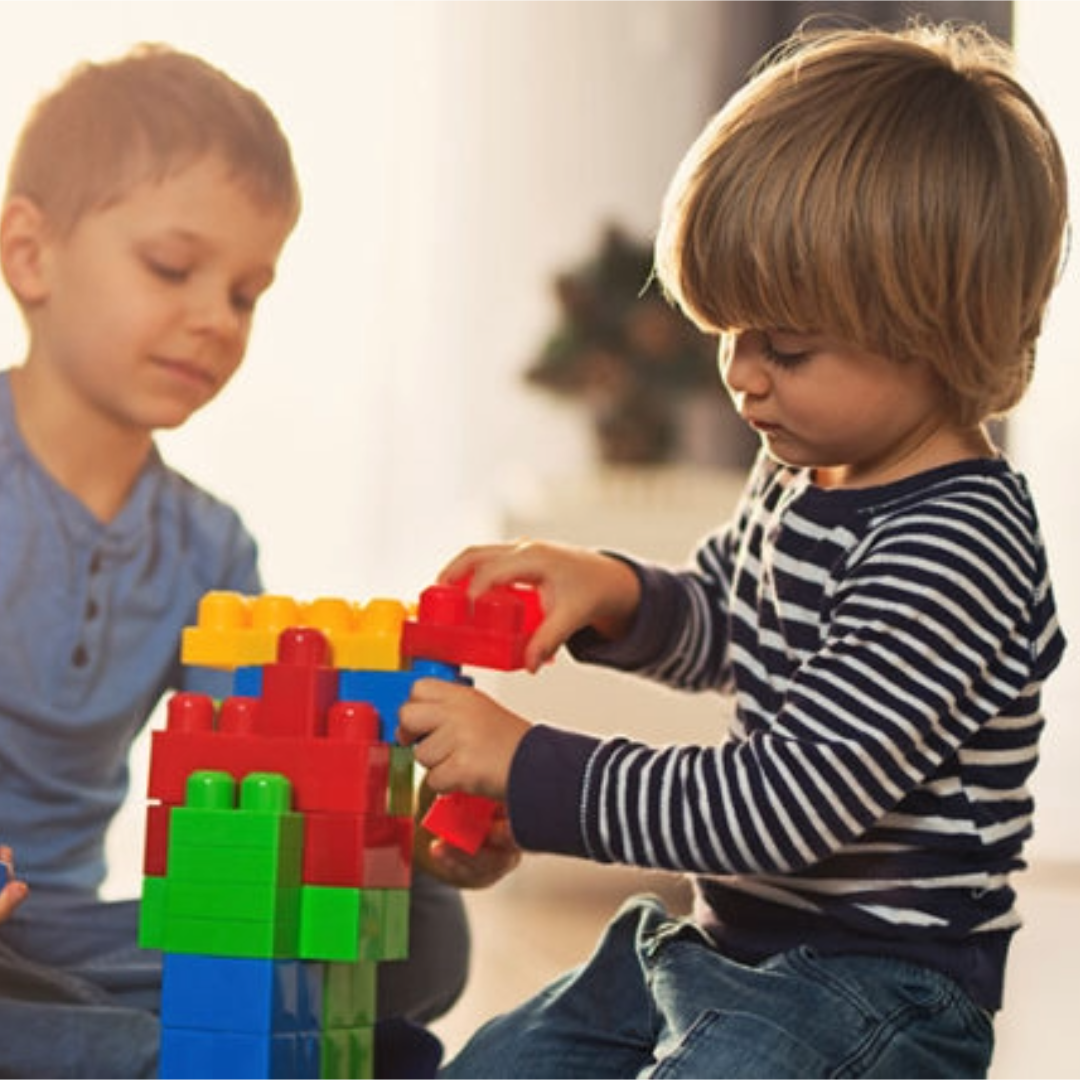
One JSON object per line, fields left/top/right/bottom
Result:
{"left": 0, "top": 2, "right": 726, "bottom": 600}
{"left": 1013, "top": 2, "right": 1080, "bottom": 863}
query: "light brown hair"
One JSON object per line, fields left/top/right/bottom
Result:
{"left": 654, "top": 21, "right": 1069, "bottom": 425}
{"left": 6, "top": 42, "right": 301, "bottom": 236}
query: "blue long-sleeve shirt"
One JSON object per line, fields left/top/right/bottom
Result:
{"left": 0, "top": 370, "right": 260, "bottom": 896}
{"left": 508, "top": 453, "right": 1064, "bottom": 1011}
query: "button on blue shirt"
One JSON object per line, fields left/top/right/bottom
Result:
{"left": 0, "top": 369, "right": 260, "bottom": 894}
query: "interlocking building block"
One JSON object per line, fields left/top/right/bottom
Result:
{"left": 183, "top": 591, "right": 412, "bottom": 674}
{"left": 302, "top": 811, "right": 412, "bottom": 889}
{"left": 322, "top": 961, "right": 377, "bottom": 1029}
{"left": 149, "top": 911, "right": 302, "bottom": 959}
{"left": 257, "top": 628, "right": 339, "bottom": 739}
{"left": 159, "top": 1027, "right": 319, "bottom": 1080}
{"left": 143, "top": 802, "right": 170, "bottom": 877}
{"left": 142, "top": 771, "right": 306, "bottom": 959}
{"left": 171, "top": 770, "right": 298, "bottom": 841}
{"left": 422, "top": 791, "right": 501, "bottom": 856}
{"left": 147, "top": 695, "right": 390, "bottom": 815}
{"left": 387, "top": 744, "right": 415, "bottom": 817}
{"left": 324, "top": 597, "right": 410, "bottom": 672}
{"left": 161, "top": 954, "right": 321, "bottom": 1034}
{"left": 338, "top": 659, "right": 464, "bottom": 743}
{"left": 400, "top": 580, "right": 543, "bottom": 670}
{"left": 320, "top": 1026, "right": 374, "bottom": 1080}
{"left": 182, "top": 592, "right": 304, "bottom": 670}
{"left": 297, "top": 887, "right": 408, "bottom": 963}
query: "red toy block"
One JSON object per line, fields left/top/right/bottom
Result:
{"left": 148, "top": 695, "right": 389, "bottom": 816}
{"left": 258, "top": 628, "right": 339, "bottom": 738}
{"left": 143, "top": 802, "right": 171, "bottom": 876}
{"left": 302, "top": 812, "right": 413, "bottom": 888}
{"left": 400, "top": 580, "right": 543, "bottom": 671}
{"left": 422, "top": 792, "right": 500, "bottom": 855}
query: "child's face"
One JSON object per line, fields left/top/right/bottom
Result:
{"left": 721, "top": 329, "right": 957, "bottom": 487}
{"left": 29, "top": 154, "right": 295, "bottom": 433}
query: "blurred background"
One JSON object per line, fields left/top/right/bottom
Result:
{"left": 0, "top": 3, "right": 1074, "bottom": 1077}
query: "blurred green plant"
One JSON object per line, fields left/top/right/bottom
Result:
{"left": 525, "top": 225, "right": 723, "bottom": 464}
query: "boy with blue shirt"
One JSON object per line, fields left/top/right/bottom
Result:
{"left": 0, "top": 43, "right": 474, "bottom": 1076}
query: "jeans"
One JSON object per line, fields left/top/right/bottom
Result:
{"left": 441, "top": 894, "right": 995, "bottom": 1079}
{"left": 0, "top": 871, "right": 468, "bottom": 1078}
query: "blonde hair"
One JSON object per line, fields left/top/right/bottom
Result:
{"left": 654, "top": 21, "right": 1069, "bottom": 425}
{"left": 6, "top": 43, "right": 301, "bottom": 235}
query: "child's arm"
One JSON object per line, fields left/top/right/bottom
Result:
{"left": 0, "top": 845, "right": 28, "bottom": 922}
{"left": 439, "top": 541, "right": 642, "bottom": 672}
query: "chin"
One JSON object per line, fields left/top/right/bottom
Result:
{"left": 145, "top": 405, "right": 200, "bottom": 432}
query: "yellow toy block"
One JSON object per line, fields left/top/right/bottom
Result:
{"left": 181, "top": 592, "right": 304, "bottom": 669}
{"left": 181, "top": 591, "right": 414, "bottom": 672}
{"left": 327, "top": 599, "right": 410, "bottom": 672}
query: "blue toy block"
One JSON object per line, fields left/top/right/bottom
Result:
{"left": 337, "top": 659, "right": 465, "bottom": 742}
{"left": 159, "top": 1026, "right": 319, "bottom": 1079}
{"left": 234, "top": 665, "right": 263, "bottom": 697}
{"left": 161, "top": 954, "right": 322, "bottom": 1034}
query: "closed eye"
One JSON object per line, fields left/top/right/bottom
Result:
{"left": 762, "top": 335, "right": 810, "bottom": 368}
{"left": 146, "top": 258, "right": 190, "bottom": 284}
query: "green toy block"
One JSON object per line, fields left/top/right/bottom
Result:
{"left": 387, "top": 745, "right": 414, "bottom": 816}
{"left": 169, "top": 803, "right": 303, "bottom": 852}
{"left": 167, "top": 839, "right": 302, "bottom": 886}
{"left": 185, "top": 769, "right": 237, "bottom": 809}
{"left": 322, "top": 962, "right": 378, "bottom": 1029}
{"left": 163, "top": 879, "right": 301, "bottom": 923}
{"left": 138, "top": 875, "right": 167, "bottom": 948}
{"left": 320, "top": 1026, "right": 374, "bottom": 1080}
{"left": 298, "top": 886, "right": 385, "bottom": 963}
{"left": 154, "top": 913, "right": 301, "bottom": 958}
{"left": 298, "top": 886, "right": 411, "bottom": 963}
{"left": 378, "top": 888, "right": 410, "bottom": 961}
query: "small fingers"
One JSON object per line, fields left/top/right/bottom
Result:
{"left": 397, "top": 678, "right": 461, "bottom": 746}
{"left": 437, "top": 545, "right": 516, "bottom": 589}
{"left": 0, "top": 879, "right": 28, "bottom": 915}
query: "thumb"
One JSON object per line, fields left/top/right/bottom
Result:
{"left": 523, "top": 615, "right": 577, "bottom": 672}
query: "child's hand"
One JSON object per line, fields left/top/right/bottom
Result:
{"left": 414, "top": 796, "right": 523, "bottom": 890}
{"left": 439, "top": 541, "right": 641, "bottom": 672}
{"left": 399, "top": 679, "right": 529, "bottom": 800}
{"left": 0, "top": 846, "right": 28, "bottom": 923}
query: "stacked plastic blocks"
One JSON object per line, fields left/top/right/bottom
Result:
{"left": 139, "top": 580, "right": 542, "bottom": 1079}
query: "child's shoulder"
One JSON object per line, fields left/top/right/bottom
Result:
{"left": 153, "top": 453, "right": 257, "bottom": 559}
{"left": 861, "top": 457, "right": 1035, "bottom": 528}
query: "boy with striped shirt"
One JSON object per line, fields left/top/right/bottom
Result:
{"left": 400, "top": 20, "right": 1067, "bottom": 1079}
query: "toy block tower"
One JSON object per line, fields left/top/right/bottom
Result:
{"left": 141, "top": 581, "right": 542, "bottom": 1078}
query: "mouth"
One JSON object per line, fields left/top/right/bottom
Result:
{"left": 152, "top": 357, "right": 218, "bottom": 391}
{"left": 744, "top": 416, "right": 780, "bottom": 435}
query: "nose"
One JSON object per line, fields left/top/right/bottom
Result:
{"left": 721, "top": 333, "right": 770, "bottom": 400}
{"left": 191, "top": 283, "right": 246, "bottom": 341}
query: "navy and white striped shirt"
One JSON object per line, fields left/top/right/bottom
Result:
{"left": 508, "top": 453, "right": 1065, "bottom": 1010}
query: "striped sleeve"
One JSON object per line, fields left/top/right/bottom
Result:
{"left": 575, "top": 471, "right": 1060, "bottom": 878}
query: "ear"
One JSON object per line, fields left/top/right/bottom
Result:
{"left": 0, "top": 196, "right": 51, "bottom": 306}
